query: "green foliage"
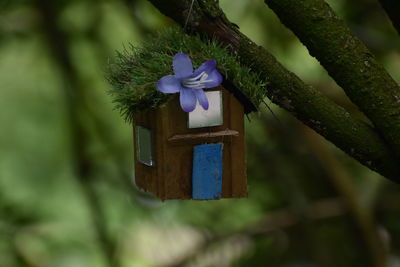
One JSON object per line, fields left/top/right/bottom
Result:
{"left": 107, "top": 26, "right": 267, "bottom": 122}
{"left": 3, "top": 0, "right": 400, "bottom": 266}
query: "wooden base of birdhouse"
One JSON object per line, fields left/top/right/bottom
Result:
{"left": 133, "top": 86, "right": 247, "bottom": 200}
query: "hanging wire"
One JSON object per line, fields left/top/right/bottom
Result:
{"left": 262, "top": 99, "right": 281, "bottom": 124}
{"left": 183, "top": 0, "right": 196, "bottom": 31}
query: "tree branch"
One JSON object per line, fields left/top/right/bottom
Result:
{"left": 263, "top": 0, "right": 400, "bottom": 158}
{"left": 145, "top": 0, "right": 400, "bottom": 181}
{"left": 378, "top": 0, "right": 400, "bottom": 35}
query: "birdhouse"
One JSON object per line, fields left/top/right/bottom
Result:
{"left": 107, "top": 27, "right": 267, "bottom": 201}
{"left": 134, "top": 80, "right": 256, "bottom": 200}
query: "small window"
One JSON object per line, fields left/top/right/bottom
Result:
{"left": 188, "top": 90, "right": 223, "bottom": 129}
{"left": 135, "top": 126, "right": 154, "bottom": 166}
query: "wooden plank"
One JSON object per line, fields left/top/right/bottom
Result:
{"left": 229, "top": 91, "right": 248, "bottom": 197}
{"left": 161, "top": 96, "right": 193, "bottom": 199}
{"left": 162, "top": 90, "right": 230, "bottom": 199}
{"left": 192, "top": 143, "right": 223, "bottom": 200}
{"left": 156, "top": 106, "right": 168, "bottom": 199}
{"left": 168, "top": 130, "right": 238, "bottom": 143}
{"left": 220, "top": 88, "right": 233, "bottom": 197}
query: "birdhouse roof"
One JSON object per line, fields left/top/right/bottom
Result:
{"left": 107, "top": 27, "right": 268, "bottom": 123}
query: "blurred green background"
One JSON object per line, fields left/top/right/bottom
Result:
{"left": 1, "top": 0, "right": 400, "bottom": 266}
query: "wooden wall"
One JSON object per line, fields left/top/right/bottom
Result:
{"left": 134, "top": 86, "right": 247, "bottom": 200}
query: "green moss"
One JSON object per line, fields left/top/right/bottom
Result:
{"left": 106, "top": 27, "right": 267, "bottom": 123}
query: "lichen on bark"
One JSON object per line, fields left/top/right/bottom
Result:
{"left": 264, "top": 0, "right": 400, "bottom": 159}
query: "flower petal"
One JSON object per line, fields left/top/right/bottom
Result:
{"left": 192, "top": 59, "right": 216, "bottom": 77}
{"left": 157, "top": 75, "right": 181, "bottom": 93}
{"left": 203, "top": 69, "right": 223, "bottom": 88}
{"left": 180, "top": 88, "right": 197, "bottom": 112}
{"left": 194, "top": 89, "right": 209, "bottom": 110}
{"left": 173, "top": 53, "right": 193, "bottom": 78}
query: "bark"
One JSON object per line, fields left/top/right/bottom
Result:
{"left": 146, "top": 0, "right": 400, "bottom": 182}
{"left": 263, "top": 0, "right": 400, "bottom": 158}
{"left": 379, "top": 0, "right": 400, "bottom": 35}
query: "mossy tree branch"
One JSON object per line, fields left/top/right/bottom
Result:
{"left": 263, "top": 0, "right": 400, "bottom": 158}
{"left": 378, "top": 0, "right": 400, "bottom": 35}
{"left": 145, "top": 0, "right": 400, "bottom": 182}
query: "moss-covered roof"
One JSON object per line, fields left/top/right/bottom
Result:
{"left": 107, "top": 27, "right": 267, "bottom": 123}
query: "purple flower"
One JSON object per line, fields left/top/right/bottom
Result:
{"left": 157, "top": 53, "right": 223, "bottom": 112}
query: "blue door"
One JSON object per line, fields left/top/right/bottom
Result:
{"left": 192, "top": 143, "right": 223, "bottom": 200}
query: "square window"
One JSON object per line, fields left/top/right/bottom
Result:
{"left": 135, "top": 126, "right": 154, "bottom": 166}
{"left": 188, "top": 90, "right": 223, "bottom": 128}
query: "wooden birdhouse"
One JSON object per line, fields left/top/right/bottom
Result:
{"left": 107, "top": 27, "right": 266, "bottom": 201}
{"left": 134, "top": 81, "right": 256, "bottom": 200}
